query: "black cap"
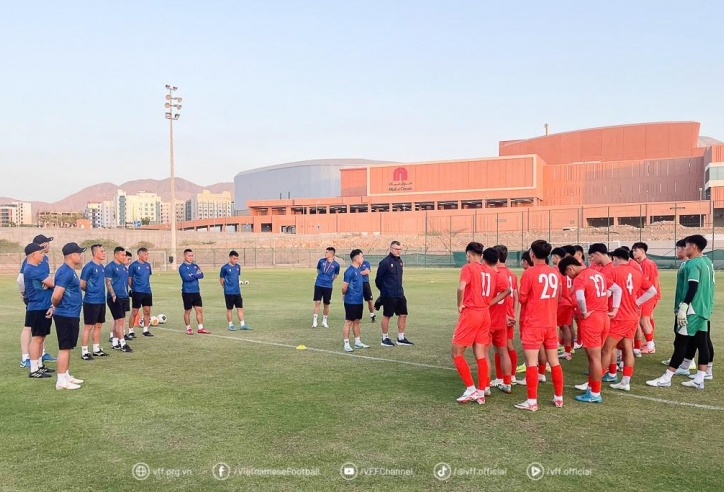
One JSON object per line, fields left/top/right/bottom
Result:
{"left": 61, "top": 242, "right": 87, "bottom": 256}
{"left": 33, "top": 234, "right": 54, "bottom": 244}
{"left": 25, "top": 243, "right": 44, "bottom": 256}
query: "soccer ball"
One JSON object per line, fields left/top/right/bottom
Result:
{"left": 158, "top": 314, "right": 167, "bottom": 324}
{"left": 150, "top": 316, "right": 159, "bottom": 326}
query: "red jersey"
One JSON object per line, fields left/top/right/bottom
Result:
{"left": 557, "top": 271, "right": 573, "bottom": 308}
{"left": 459, "top": 262, "right": 487, "bottom": 309}
{"left": 489, "top": 267, "right": 512, "bottom": 328}
{"left": 519, "top": 263, "right": 560, "bottom": 330}
{"left": 498, "top": 265, "right": 518, "bottom": 320}
{"left": 613, "top": 264, "right": 653, "bottom": 322}
{"left": 599, "top": 261, "right": 615, "bottom": 310}
{"left": 639, "top": 258, "right": 661, "bottom": 300}
{"left": 628, "top": 259, "right": 642, "bottom": 272}
{"left": 572, "top": 267, "right": 609, "bottom": 313}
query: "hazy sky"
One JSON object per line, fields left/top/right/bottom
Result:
{"left": 1, "top": 1, "right": 722, "bottom": 202}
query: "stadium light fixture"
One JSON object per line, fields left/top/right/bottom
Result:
{"left": 165, "top": 84, "right": 183, "bottom": 270}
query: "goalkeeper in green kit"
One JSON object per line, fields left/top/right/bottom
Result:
{"left": 647, "top": 235, "right": 714, "bottom": 390}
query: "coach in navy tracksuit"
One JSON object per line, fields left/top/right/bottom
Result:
{"left": 375, "top": 241, "right": 414, "bottom": 347}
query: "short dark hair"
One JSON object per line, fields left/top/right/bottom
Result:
{"left": 229, "top": 250, "right": 239, "bottom": 257}
{"left": 610, "top": 248, "right": 630, "bottom": 261}
{"left": 562, "top": 245, "right": 576, "bottom": 256}
{"left": 588, "top": 243, "right": 608, "bottom": 255}
{"left": 574, "top": 245, "right": 584, "bottom": 254}
{"left": 465, "top": 241, "right": 484, "bottom": 256}
{"left": 91, "top": 244, "right": 103, "bottom": 254}
{"left": 390, "top": 240, "right": 401, "bottom": 248}
{"left": 521, "top": 250, "right": 533, "bottom": 267}
{"left": 530, "top": 240, "right": 552, "bottom": 260}
{"left": 685, "top": 234, "right": 707, "bottom": 252}
{"left": 551, "top": 247, "right": 567, "bottom": 258}
{"left": 675, "top": 239, "right": 686, "bottom": 248}
{"left": 137, "top": 247, "right": 148, "bottom": 254}
{"left": 184, "top": 248, "right": 193, "bottom": 254}
{"left": 125, "top": 251, "right": 132, "bottom": 258}
{"left": 326, "top": 247, "right": 336, "bottom": 255}
{"left": 557, "top": 256, "right": 582, "bottom": 275}
{"left": 620, "top": 245, "right": 631, "bottom": 252}
{"left": 632, "top": 242, "right": 648, "bottom": 252}
{"left": 482, "top": 247, "right": 499, "bottom": 266}
{"left": 493, "top": 245, "right": 508, "bottom": 263}
{"left": 350, "top": 248, "right": 363, "bottom": 260}
{"left": 114, "top": 246, "right": 125, "bottom": 254}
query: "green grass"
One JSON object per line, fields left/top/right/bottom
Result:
{"left": 1, "top": 269, "right": 723, "bottom": 491}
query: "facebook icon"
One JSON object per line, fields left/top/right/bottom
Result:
{"left": 213, "top": 462, "right": 230, "bottom": 481}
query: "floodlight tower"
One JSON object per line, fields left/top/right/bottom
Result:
{"left": 165, "top": 85, "right": 182, "bottom": 270}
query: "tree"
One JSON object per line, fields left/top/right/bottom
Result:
{"left": 141, "top": 217, "right": 151, "bottom": 226}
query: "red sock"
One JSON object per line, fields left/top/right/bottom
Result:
{"left": 644, "top": 333, "right": 653, "bottom": 342}
{"left": 564, "top": 345, "right": 572, "bottom": 353}
{"left": 551, "top": 364, "right": 564, "bottom": 397}
{"left": 477, "top": 358, "right": 489, "bottom": 390}
{"left": 623, "top": 366, "right": 634, "bottom": 377}
{"left": 538, "top": 363, "right": 546, "bottom": 375}
{"left": 508, "top": 349, "right": 518, "bottom": 376}
{"left": 503, "top": 373, "right": 511, "bottom": 385}
{"left": 590, "top": 380, "right": 602, "bottom": 394}
{"left": 453, "top": 355, "right": 474, "bottom": 387}
{"left": 494, "top": 353, "right": 502, "bottom": 380}
{"left": 608, "top": 364, "right": 617, "bottom": 375}
{"left": 634, "top": 339, "right": 642, "bottom": 349}
{"left": 526, "top": 366, "right": 538, "bottom": 400}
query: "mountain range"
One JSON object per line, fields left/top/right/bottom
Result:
{"left": 0, "top": 178, "right": 234, "bottom": 215}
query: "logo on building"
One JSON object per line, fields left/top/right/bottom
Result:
{"left": 389, "top": 167, "right": 413, "bottom": 192}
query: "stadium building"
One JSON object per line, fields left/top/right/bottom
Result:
{"left": 188, "top": 122, "right": 723, "bottom": 234}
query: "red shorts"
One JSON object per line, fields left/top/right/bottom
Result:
{"left": 557, "top": 305, "right": 574, "bottom": 327}
{"left": 490, "top": 326, "right": 507, "bottom": 348}
{"left": 579, "top": 311, "right": 610, "bottom": 348}
{"left": 609, "top": 319, "right": 638, "bottom": 341}
{"left": 640, "top": 298, "right": 656, "bottom": 317}
{"left": 521, "top": 325, "right": 558, "bottom": 350}
{"left": 452, "top": 308, "right": 490, "bottom": 347}
{"left": 507, "top": 325, "right": 514, "bottom": 341}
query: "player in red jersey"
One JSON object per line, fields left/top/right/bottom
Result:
{"left": 452, "top": 242, "right": 509, "bottom": 404}
{"left": 491, "top": 245, "right": 519, "bottom": 387}
{"left": 604, "top": 248, "right": 657, "bottom": 391}
{"left": 558, "top": 256, "right": 620, "bottom": 403}
{"left": 485, "top": 247, "right": 515, "bottom": 394}
{"left": 515, "top": 240, "right": 564, "bottom": 411}
{"left": 551, "top": 248, "right": 575, "bottom": 360}
{"left": 632, "top": 242, "right": 661, "bottom": 354}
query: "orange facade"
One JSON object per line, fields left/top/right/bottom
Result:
{"left": 220, "top": 122, "right": 723, "bottom": 234}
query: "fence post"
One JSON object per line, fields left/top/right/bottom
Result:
{"left": 496, "top": 212, "right": 499, "bottom": 245}
{"left": 607, "top": 206, "right": 611, "bottom": 247}
{"left": 577, "top": 206, "right": 581, "bottom": 245}
{"left": 424, "top": 211, "right": 428, "bottom": 268}
{"left": 548, "top": 209, "right": 551, "bottom": 243}
{"left": 520, "top": 211, "right": 524, "bottom": 253}
{"left": 449, "top": 215, "right": 452, "bottom": 265}
{"left": 639, "top": 203, "right": 643, "bottom": 242}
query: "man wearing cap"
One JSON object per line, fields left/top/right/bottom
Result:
{"left": 80, "top": 244, "right": 109, "bottom": 360}
{"left": 50, "top": 242, "right": 87, "bottom": 390}
{"left": 17, "top": 234, "right": 57, "bottom": 368}
{"left": 23, "top": 242, "right": 56, "bottom": 379}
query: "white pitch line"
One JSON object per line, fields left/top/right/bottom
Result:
{"left": 156, "top": 327, "right": 724, "bottom": 411}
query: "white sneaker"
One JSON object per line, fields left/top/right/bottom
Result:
{"left": 474, "top": 390, "right": 486, "bottom": 405}
{"left": 575, "top": 382, "right": 589, "bottom": 391}
{"left": 68, "top": 375, "right": 84, "bottom": 384}
{"left": 456, "top": 388, "right": 478, "bottom": 403}
{"left": 517, "top": 377, "right": 527, "bottom": 386}
{"left": 573, "top": 342, "right": 583, "bottom": 350}
{"left": 645, "top": 377, "right": 671, "bottom": 387}
{"left": 661, "top": 358, "right": 671, "bottom": 365}
{"left": 354, "top": 341, "right": 370, "bottom": 349}
{"left": 634, "top": 349, "right": 642, "bottom": 358}
{"left": 610, "top": 382, "right": 630, "bottom": 392}
{"left": 56, "top": 381, "right": 82, "bottom": 390}
{"left": 322, "top": 320, "right": 329, "bottom": 328}
{"left": 343, "top": 344, "right": 353, "bottom": 353}
{"left": 674, "top": 367, "right": 692, "bottom": 376}
{"left": 689, "top": 373, "right": 714, "bottom": 381}
{"left": 681, "top": 379, "right": 705, "bottom": 390}
{"left": 510, "top": 376, "right": 518, "bottom": 386}
{"left": 538, "top": 375, "right": 546, "bottom": 383}
{"left": 514, "top": 401, "right": 539, "bottom": 412}
{"left": 490, "top": 378, "right": 503, "bottom": 387}
{"left": 312, "top": 320, "right": 318, "bottom": 328}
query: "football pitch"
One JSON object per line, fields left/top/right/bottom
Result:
{"left": 2, "top": 268, "right": 723, "bottom": 491}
